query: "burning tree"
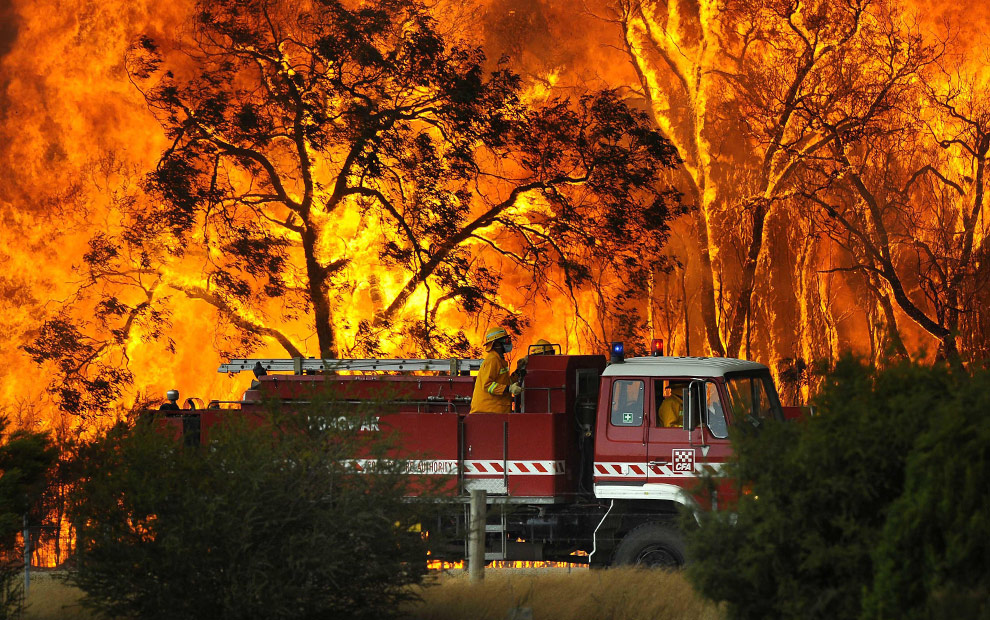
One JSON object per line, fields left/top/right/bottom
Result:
{"left": 24, "top": 0, "right": 680, "bottom": 415}
{"left": 800, "top": 54, "right": 990, "bottom": 362}
{"left": 610, "top": 0, "right": 948, "bottom": 365}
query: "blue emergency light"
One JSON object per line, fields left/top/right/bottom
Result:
{"left": 610, "top": 341, "right": 625, "bottom": 364}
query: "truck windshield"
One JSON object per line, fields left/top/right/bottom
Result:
{"left": 724, "top": 372, "right": 783, "bottom": 426}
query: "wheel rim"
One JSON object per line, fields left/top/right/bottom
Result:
{"left": 635, "top": 543, "right": 681, "bottom": 568}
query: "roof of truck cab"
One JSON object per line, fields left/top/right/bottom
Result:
{"left": 601, "top": 356, "right": 768, "bottom": 378}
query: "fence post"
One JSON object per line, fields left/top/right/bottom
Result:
{"left": 23, "top": 514, "right": 30, "bottom": 596}
{"left": 468, "top": 489, "right": 486, "bottom": 582}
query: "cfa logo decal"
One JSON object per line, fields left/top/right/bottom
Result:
{"left": 671, "top": 449, "right": 695, "bottom": 473}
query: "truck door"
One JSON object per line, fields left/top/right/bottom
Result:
{"left": 594, "top": 378, "right": 648, "bottom": 483}
{"left": 646, "top": 379, "right": 731, "bottom": 487}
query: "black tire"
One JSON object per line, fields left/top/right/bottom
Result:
{"left": 612, "top": 522, "right": 686, "bottom": 568}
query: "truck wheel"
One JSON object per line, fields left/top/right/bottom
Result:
{"left": 612, "top": 523, "right": 686, "bottom": 568}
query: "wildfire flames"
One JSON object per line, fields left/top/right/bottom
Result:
{"left": 1, "top": 0, "right": 989, "bottom": 442}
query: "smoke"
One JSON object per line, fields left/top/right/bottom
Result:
{"left": 0, "top": 0, "right": 17, "bottom": 60}
{"left": 0, "top": 0, "right": 19, "bottom": 173}
{"left": 478, "top": 0, "right": 636, "bottom": 90}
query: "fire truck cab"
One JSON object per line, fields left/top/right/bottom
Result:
{"left": 587, "top": 353, "right": 783, "bottom": 566}
{"left": 160, "top": 346, "right": 785, "bottom": 568}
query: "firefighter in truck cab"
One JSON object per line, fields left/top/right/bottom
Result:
{"left": 469, "top": 326, "right": 523, "bottom": 414}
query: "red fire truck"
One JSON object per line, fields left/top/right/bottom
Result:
{"left": 162, "top": 341, "right": 786, "bottom": 568}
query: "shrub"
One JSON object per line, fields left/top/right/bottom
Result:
{"left": 0, "top": 416, "right": 55, "bottom": 620}
{"left": 864, "top": 366, "right": 990, "bottom": 619}
{"left": 68, "top": 399, "right": 438, "bottom": 620}
{"left": 685, "top": 357, "right": 950, "bottom": 619}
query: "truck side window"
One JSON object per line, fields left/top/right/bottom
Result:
{"left": 725, "top": 372, "right": 783, "bottom": 426}
{"left": 752, "top": 378, "right": 774, "bottom": 420}
{"left": 610, "top": 380, "right": 644, "bottom": 427}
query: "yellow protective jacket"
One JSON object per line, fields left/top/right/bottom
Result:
{"left": 470, "top": 351, "right": 511, "bottom": 414}
{"left": 658, "top": 393, "right": 683, "bottom": 427}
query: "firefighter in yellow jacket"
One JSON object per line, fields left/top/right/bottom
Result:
{"left": 470, "top": 326, "right": 522, "bottom": 414}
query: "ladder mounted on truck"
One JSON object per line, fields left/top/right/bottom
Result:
{"left": 218, "top": 357, "right": 483, "bottom": 375}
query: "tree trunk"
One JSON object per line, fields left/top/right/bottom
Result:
{"left": 795, "top": 229, "right": 813, "bottom": 404}
{"left": 876, "top": 288, "right": 908, "bottom": 359}
{"left": 725, "top": 201, "right": 770, "bottom": 358}
{"left": 680, "top": 263, "right": 691, "bottom": 357}
{"left": 695, "top": 209, "right": 726, "bottom": 356}
{"left": 302, "top": 225, "right": 336, "bottom": 359}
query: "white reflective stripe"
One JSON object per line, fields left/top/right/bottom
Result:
{"left": 463, "top": 460, "right": 565, "bottom": 476}
{"left": 594, "top": 462, "right": 649, "bottom": 477}
{"left": 507, "top": 460, "right": 565, "bottom": 475}
{"left": 348, "top": 459, "right": 567, "bottom": 475}
{"left": 593, "top": 461, "right": 725, "bottom": 478}
{"left": 347, "top": 459, "right": 459, "bottom": 475}
{"left": 593, "top": 483, "right": 699, "bottom": 505}
{"left": 463, "top": 460, "right": 505, "bottom": 474}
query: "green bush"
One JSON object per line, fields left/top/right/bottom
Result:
{"left": 864, "top": 367, "right": 990, "bottom": 619}
{"left": 68, "top": 400, "right": 439, "bottom": 620}
{"left": 685, "top": 357, "right": 959, "bottom": 619}
{"left": 0, "top": 416, "right": 55, "bottom": 620}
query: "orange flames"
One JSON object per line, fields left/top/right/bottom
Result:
{"left": 0, "top": 1, "right": 988, "bottom": 436}
{"left": 427, "top": 559, "right": 583, "bottom": 571}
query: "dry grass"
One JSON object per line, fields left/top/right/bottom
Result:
{"left": 17, "top": 567, "right": 722, "bottom": 620}
{"left": 21, "top": 572, "right": 94, "bottom": 620}
{"left": 402, "top": 567, "right": 724, "bottom": 620}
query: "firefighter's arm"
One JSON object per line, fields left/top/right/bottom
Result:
{"left": 486, "top": 381, "right": 508, "bottom": 396}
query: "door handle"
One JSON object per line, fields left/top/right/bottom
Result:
{"left": 649, "top": 460, "right": 668, "bottom": 466}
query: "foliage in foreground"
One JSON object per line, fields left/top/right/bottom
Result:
{"left": 0, "top": 417, "right": 55, "bottom": 620}
{"left": 864, "top": 367, "right": 990, "bottom": 619}
{"left": 686, "top": 357, "right": 990, "bottom": 619}
{"left": 68, "top": 400, "right": 440, "bottom": 620}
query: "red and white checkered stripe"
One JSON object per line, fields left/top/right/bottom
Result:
{"left": 345, "top": 459, "right": 569, "bottom": 476}
{"left": 463, "top": 460, "right": 504, "bottom": 474}
{"left": 593, "top": 461, "right": 705, "bottom": 478}
{"left": 463, "top": 460, "right": 565, "bottom": 476}
{"left": 594, "top": 462, "right": 649, "bottom": 478}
